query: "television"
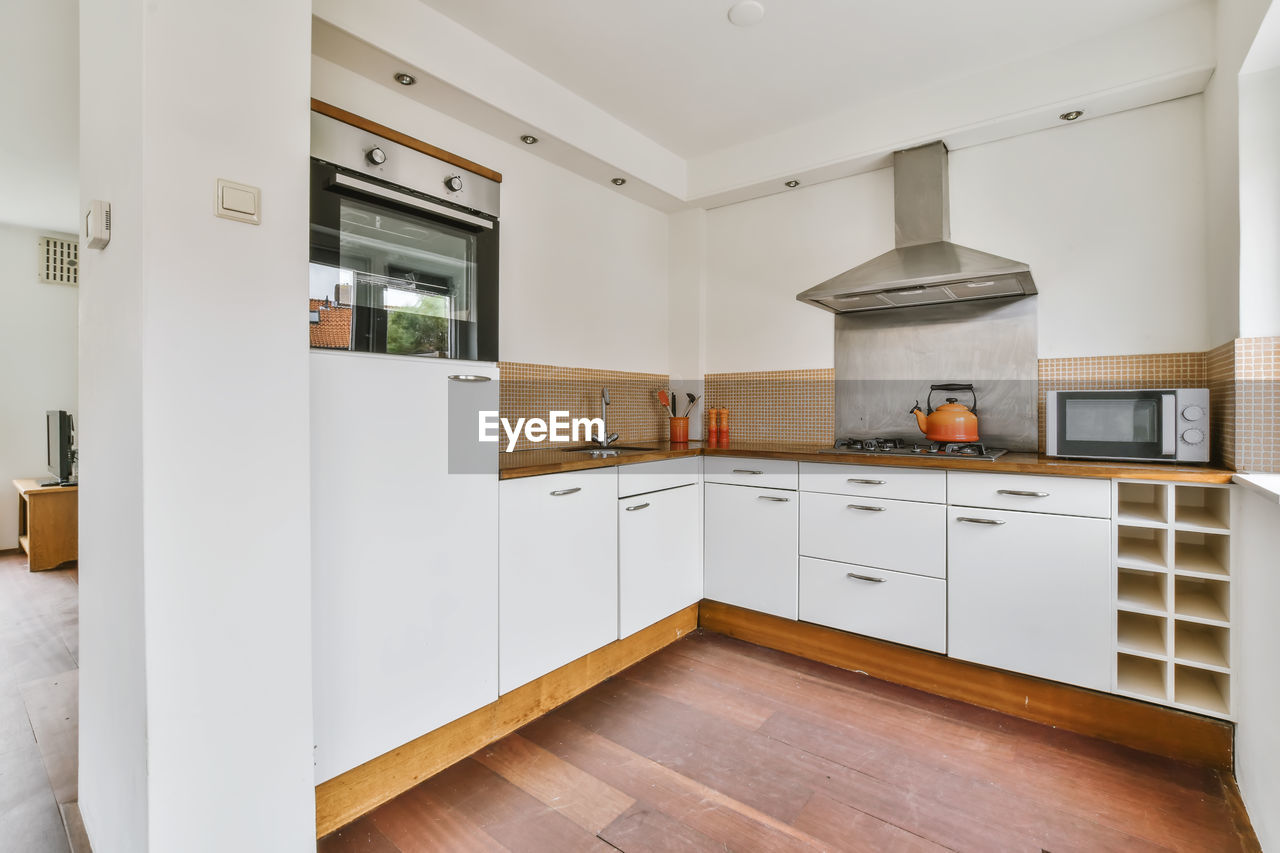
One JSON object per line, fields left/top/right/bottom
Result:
{"left": 45, "top": 410, "right": 76, "bottom": 486}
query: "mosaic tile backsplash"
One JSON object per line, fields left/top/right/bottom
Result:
{"left": 1207, "top": 340, "right": 1236, "bottom": 470}
{"left": 500, "top": 338, "right": 1278, "bottom": 470}
{"left": 1234, "top": 336, "right": 1280, "bottom": 473}
{"left": 499, "top": 362, "right": 671, "bottom": 451}
{"left": 703, "top": 369, "right": 835, "bottom": 445}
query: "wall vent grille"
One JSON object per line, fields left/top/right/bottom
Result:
{"left": 39, "top": 236, "right": 78, "bottom": 286}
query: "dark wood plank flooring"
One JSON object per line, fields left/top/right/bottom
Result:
{"left": 320, "top": 630, "right": 1259, "bottom": 853}
{"left": 0, "top": 549, "right": 79, "bottom": 853}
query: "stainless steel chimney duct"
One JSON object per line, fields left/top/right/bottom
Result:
{"left": 796, "top": 141, "right": 1036, "bottom": 313}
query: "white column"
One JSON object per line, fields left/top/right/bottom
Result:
{"left": 78, "top": 0, "right": 315, "bottom": 850}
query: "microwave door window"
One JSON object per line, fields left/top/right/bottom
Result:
{"left": 1060, "top": 395, "right": 1165, "bottom": 458}
{"left": 1065, "top": 399, "right": 1159, "bottom": 443}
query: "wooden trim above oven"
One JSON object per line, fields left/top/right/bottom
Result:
{"left": 311, "top": 98, "right": 503, "bottom": 184}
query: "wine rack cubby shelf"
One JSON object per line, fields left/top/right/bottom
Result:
{"left": 1112, "top": 480, "right": 1234, "bottom": 720}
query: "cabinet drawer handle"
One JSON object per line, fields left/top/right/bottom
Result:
{"left": 846, "top": 504, "right": 886, "bottom": 512}
{"left": 448, "top": 374, "right": 492, "bottom": 382}
{"left": 997, "top": 489, "right": 1049, "bottom": 497}
{"left": 957, "top": 516, "right": 1004, "bottom": 525}
{"left": 757, "top": 495, "right": 790, "bottom": 502}
{"left": 846, "top": 572, "right": 886, "bottom": 583}
{"left": 847, "top": 478, "right": 885, "bottom": 485}
{"left": 550, "top": 487, "right": 581, "bottom": 496}
{"left": 733, "top": 468, "right": 764, "bottom": 475}
{"left": 625, "top": 502, "right": 650, "bottom": 512}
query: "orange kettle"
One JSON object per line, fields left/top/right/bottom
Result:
{"left": 910, "top": 384, "right": 979, "bottom": 443}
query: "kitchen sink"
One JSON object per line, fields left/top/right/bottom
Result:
{"left": 559, "top": 445, "right": 659, "bottom": 457}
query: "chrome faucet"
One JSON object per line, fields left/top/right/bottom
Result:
{"left": 597, "top": 387, "right": 620, "bottom": 447}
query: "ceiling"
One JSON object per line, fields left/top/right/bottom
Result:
{"left": 419, "top": 0, "right": 1203, "bottom": 159}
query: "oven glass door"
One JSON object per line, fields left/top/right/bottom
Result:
{"left": 1055, "top": 391, "right": 1172, "bottom": 459}
{"left": 308, "top": 162, "right": 498, "bottom": 361}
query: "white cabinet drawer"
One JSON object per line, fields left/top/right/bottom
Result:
{"left": 799, "top": 557, "right": 946, "bottom": 653}
{"left": 799, "top": 491, "right": 946, "bottom": 579}
{"left": 704, "top": 483, "right": 798, "bottom": 619}
{"left": 948, "top": 471, "right": 1110, "bottom": 518}
{"left": 618, "top": 456, "right": 700, "bottom": 498}
{"left": 799, "top": 462, "right": 946, "bottom": 503}
{"left": 704, "top": 456, "right": 797, "bottom": 490}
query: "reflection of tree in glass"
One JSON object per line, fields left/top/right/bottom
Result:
{"left": 387, "top": 294, "right": 449, "bottom": 356}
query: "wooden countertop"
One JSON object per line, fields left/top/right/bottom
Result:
{"left": 498, "top": 441, "right": 1234, "bottom": 483}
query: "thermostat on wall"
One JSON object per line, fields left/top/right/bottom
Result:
{"left": 85, "top": 200, "right": 111, "bottom": 249}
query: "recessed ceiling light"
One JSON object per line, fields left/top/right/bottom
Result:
{"left": 1059, "top": 110, "right": 1084, "bottom": 121}
{"left": 394, "top": 73, "right": 416, "bottom": 86}
{"left": 727, "top": 0, "right": 765, "bottom": 27}
{"left": 785, "top": 180, "right": 800, "bottom": 188}
{"left": 520, "top": 135, "right": 539, "bottom": 145}
{"left": 611, "top": 178, "right": 627, "bottom": 186}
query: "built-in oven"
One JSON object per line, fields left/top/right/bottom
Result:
{"left": 308, "top": 110, "right": 499, "bottom": 361}
{"left": 1045, "top": 389, "right": 1210, "bottom": 463}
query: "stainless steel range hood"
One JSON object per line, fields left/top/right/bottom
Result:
{"left": 797, "top": 141, "right": 1036, "bottom": 314}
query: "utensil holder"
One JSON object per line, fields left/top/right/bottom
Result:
{"left": 669, "top": 416, "right": 689, "bottom": 443}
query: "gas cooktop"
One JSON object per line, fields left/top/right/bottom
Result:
{"left": 821, "top": 437, "right": 1008, "bottom": 461}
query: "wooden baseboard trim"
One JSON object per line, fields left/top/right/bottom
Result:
{"left": 1220, "top": 772, "right": 1265, "bottom": 852}
{"left": 314, "top": 603, "right": 698, "bottom": 838}
{"left": 698, "top": 600, "right": 1234, "bottom": 772}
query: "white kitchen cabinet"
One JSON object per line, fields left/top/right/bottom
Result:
{"left": 310, "top": 353, "right": 499, "bottom": 783}
{"left": 799, "top": 491, "right": 946, "bottom": 579}
{"left": 799, "top": 462, "right": 947, "bottom": 504}
{"left": 704, "top": 483, "right": 798, "bottom": 619}
{"left": 799, "top": 557, "right": 947, "bottom": 653}
{"left": 619, "top": 483, "right": 702, "bottom": 638}
{"left": 619, "top": 456, "right": 701, "bottom": 498}
{"left": 704, "top": 456, "right": 798, "bottom": 490}
{"left": 500, "top": 467, "right": 619, "bottom": 694}
{"left": 948, "top": 505, "right": 1112, "bottom": 691}
{"left": 948, "top": 471, "right": 1110, "bottom": 518}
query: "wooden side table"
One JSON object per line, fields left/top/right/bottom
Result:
{"left": 13, "top": 479, "right": 78, "bottom": 571}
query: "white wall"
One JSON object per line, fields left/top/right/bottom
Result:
{"left": 77, "top": 0, "right": 149, "bottom": 844}
{"left": 79, "top": 0, "right": 315, "bottom": 850}
{"left": 1235, "top": 484, "right": 1280, "bottom": 852}
{"left": 1203, "top": 0, "right": 1274, "bottom": 346}
{"left": 703, "top": 97, "right": 1210, "bottom": 372}
{"left": 0, "top": 0, "right": 78, "bottom": 233}
{"left": 0, "top": 225, "right": 78, "bottom": 548}
{"left": 705, "top": 168, "right": 894, "bottom": 373}
{"left": 950, "top": 96, "right": 1208, "bottom": 358}
{"left": 668, "top": 209, "right": 707, "bottom": 381}
{"left": 1239, "top": 69, "right": 1280, "bottom": 338}
{"left": 312, "top": 58, "right": 672, "bottom": 375}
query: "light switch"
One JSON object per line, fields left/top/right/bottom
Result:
{"left": 216, "top": 179, "right": 261, "bottom": 225}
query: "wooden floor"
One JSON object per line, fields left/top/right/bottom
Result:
{"left": 321, "top": 630, "right": 1259, "bottom": 853}
{"left": 0, "top": 549, "right": 79, "bottom": 853}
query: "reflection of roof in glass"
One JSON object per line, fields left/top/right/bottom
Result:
{"left": 309, "top": 299, "right": 352, "bottom": 349}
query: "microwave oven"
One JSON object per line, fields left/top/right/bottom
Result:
{"left": 1045, "top": 389, "right": 1209, "bottom": 463}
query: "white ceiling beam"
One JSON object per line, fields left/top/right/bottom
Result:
{"left": 313, "top": 0, "right": 1215, "bottom": 213}
{"left": 688, "top": 2, "right": 1215, "bottom": 206}
{"left": 312, "top": 0, "right": 689, "bottom": 200}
